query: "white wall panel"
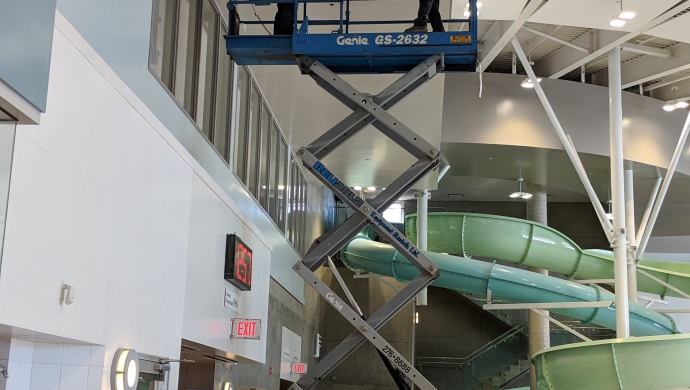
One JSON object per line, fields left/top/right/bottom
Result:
{"left": 0, "top": 13, "right": 272, "bottom": 389}
{"left": 182, "top": 175, "right": 271, "bottom": 364}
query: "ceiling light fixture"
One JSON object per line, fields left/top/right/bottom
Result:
{"left": 606, "top": 200, "right": 614, "bottom": 220}
{"left": 463, "top": 9, "right": 470, "bottom": 17}
{"left": 520, "top": 77, "right": 542, "bottom": 88}
{"left": 610, "top": 0, "right": 633, "bottom": 27}
{"left": 663, "top": 85, "right": 688, "bottom": 112}
{"left": 353, "top": 186, "right": 362, "bottom": 191}
{"left": 366, "top": 186, "right": 376, "bottom": 191}
{"left": 509, "top": 178, "right": 533, "bottom": 200}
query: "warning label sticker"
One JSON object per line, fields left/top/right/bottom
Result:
{"left": 450, "top": 36, "right": 472, "bottom": 43}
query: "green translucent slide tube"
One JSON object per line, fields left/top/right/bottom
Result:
{"left": 405, "top": 212, "right": 690, "bottom": 298}
{"left": 339, "top": 212, "right": 690, "bottom": 389}
{"left": 340, "top": 238, "right": 677, "bottom": 337}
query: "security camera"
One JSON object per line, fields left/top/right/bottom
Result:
{"left": 1, "top": 365, "right": 9, "bottom": 379}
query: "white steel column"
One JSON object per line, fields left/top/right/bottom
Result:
{"left": 609, "top": 47, "right": 630, "bottom": 338}
{"left": 624, "top": 161, "right": 638, "bottom": 302}
{"left": 526, "top": 183, "right": 549, "bottom": 390}
{"left": 415, "top": 190, "right": 430, "bottom": 306}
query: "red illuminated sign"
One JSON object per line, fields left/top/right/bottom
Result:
{"left": 291, "top": 363, "right": 307, "bottom": 374}
{"left": 225, "top": 234, "right": 252, "bottom": 291}
{"left": 231, "top": 318, "right": 261, "bottom": 340}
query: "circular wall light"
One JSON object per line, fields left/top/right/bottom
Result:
{"left": 111, "top": 349, "right": 139, "bottom": 390}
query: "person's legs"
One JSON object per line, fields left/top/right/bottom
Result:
{"left": 273, "top": 3, "right": 295, "bottom": 35}
{"left": 429, "top": 0, "right": 445, "bottom": 32}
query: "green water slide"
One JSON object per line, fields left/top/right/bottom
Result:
{"left": 339, "top": 212, "right": 690, "bottom": 389}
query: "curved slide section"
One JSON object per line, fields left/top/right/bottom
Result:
{"left": 405, "top": 212, "right": 690, "bottom": 298}
{"left": 341, "top": 212, "right": 690, "bottom": 389}
{"left": 340, "top": 238, "right": 677, "bottom": 337}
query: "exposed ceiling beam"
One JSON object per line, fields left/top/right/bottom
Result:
{"left": 477, "top": 0, "right": 544, "bottom": 71}
{"left": 645, "top": 72, "right": 690, "bottom": 92}
{"left": 620, "top": 42, "right": 672, "bottom": 58}
{"left": 528, "top": 25, "right": 562, "bottom": 54}
{"left": 650, "top": 77, "right": 690, "bottom": 102}
{"left": 522, "top": 26, "right": 589, "bottom": 54}
{"left": 533, "top": 1, "right": 690, "bottom": 79}
{"left": 619, "top": 42, "right": 690, "bottom": 89}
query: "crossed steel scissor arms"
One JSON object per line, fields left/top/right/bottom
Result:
{"left": 301, "top": 54, "right": 444, "bottom": 160}
{"left": 289, "top": 55, "right": 444, "bottom": 390}
{"left": 297, "top": 55, "right": 442, "bottom": 161}
{"left": 301, "top": 157, "right": 439, "bottom": 271}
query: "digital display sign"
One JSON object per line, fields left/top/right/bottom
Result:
{"left": 225, "top": 234, "right": 252, "bottom": 291}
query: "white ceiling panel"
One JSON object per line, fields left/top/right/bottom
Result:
{"left": 450, "top": 0, "right": 528, "bottom": 21}
{"left": 530, "top": 0, "right": 680, "bottom": 32}
{"left": 647, "top": 12, "right": 690, "bottom": 45}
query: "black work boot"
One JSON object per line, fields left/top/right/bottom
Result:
{"left": 405, "top": 18, "right": 428, "bottom": 33}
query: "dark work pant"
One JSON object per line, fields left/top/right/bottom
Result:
{"left": 274, "top": 3, "right": 294, "bottom": 35}
{"left": 414, "top": 0, "right": 445, "bottom": 32}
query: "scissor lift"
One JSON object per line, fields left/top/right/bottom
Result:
{"left": 225, "top": 3, "right": 478, "bottom": 389}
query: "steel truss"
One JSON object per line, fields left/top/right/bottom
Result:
{"left": 288, "top": 55, "right": 445, "bottom": 390}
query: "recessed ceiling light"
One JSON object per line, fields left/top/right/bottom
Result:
{"left": 609, "top": 19, "right": 626, "bottom": 27}
{"left": 618, "top": 11, "right": 635, "bottom": 19}
{"left": 353, "top": 186, "right": 362, "bottom": 191}
{"left": 463, "top": 9, "right": 470, "bottom": 17}
{"left": 675, "top": 101, "right": 689, "bottom": 109}
{"left": 477, "top": 1, "right": 483, "bottom": 7}
{"left": 366, "top": 186, "right": 376, "bottom": 191}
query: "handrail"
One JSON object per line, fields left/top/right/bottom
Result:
{"left": 241, "top": 18, "right": 471, "bottom": 26}
{"left": 464, "top": 322, "right": 527, "bottom": 365}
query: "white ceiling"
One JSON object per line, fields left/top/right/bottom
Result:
{"left": 236, "top": 0, "right": 690, "bottom": 201}
{"left": 529, "top": 0, "right": 681, "bottom": 33}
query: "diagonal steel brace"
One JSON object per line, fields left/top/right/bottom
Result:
{"left": 290, "top": 55, "right": 444, "bottom": 390}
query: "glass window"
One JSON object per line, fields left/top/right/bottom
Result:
{"left": 287, "top": 161, "right": 297, "bottom": 244}
{"left": 175, "top": 0, "right": 199, "bottom": 115}
{"left": 277, "top": 137, "right": 288, "bottom": 232}
{"left": 150, "top": 0, "right": 176, "bottom": 90}
{"left": 268, "top": 121, "right": 279, "bottom": 220}
{"left": 234, "top": 67, "right": 250, "bottom": 178}
{"left": 213, "top": 25, "right": 231, "bottom": 160}
{"left": 257, "top": 104, "right": 271, "bottom": 209}
{"left": 196, "top": 0, "right": 218, "bottom": 135}
{"left": 245, "top": 83, "right": 261, "bottom": 195}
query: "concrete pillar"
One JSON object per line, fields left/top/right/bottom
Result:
{"left": 526, "top": 183, "right": 549, "bottom": 390}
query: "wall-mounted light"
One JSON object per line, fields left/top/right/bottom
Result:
{"left": 223, "top": 382, "right": 233, "bottom": 390}
{"left": 520, "top": 77, "right": 542, "bottom": 89}
{"left": 111, "top": 349, "right": 139, "bottom": 390}
{"left": 414, "top": 312, "right": 419, "bottom": 324}
{"left": 509, "top": 178, "right": 533, "bottom": 199}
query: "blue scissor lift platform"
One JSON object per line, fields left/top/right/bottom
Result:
{"left": 225, "top": 0, "right": 478, "bottom": 73}
{"left": 224, "top": 2, "right": 479, "bottom": 390}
